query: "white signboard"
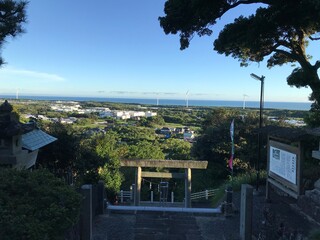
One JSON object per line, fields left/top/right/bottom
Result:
{"left": 270, "top": 146, "right": 297, "bottom": 184}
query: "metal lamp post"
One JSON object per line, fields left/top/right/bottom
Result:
{"left": 250, "top": 73, "right": 265, "bottom": 191}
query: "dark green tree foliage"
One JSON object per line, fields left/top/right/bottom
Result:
{"left": 93, "top": 131, "right": 125, "bottom": 195}
{"left": 80, "top": 131, "right": 126, "bottom": 194}
{"left": 0, "top": 0, "right": 27, "bottom": 66}
{"left": 162, "top": 138, "right": 191, "bottom": 160}
{"left": 159, "top": 108, "right": 200, "bottom": 126}
{"left": 37, "top": 122, "right": 80, "bottom": 176}
{"left": 193, "top": 109, "right": 230, "bottom": 186}
{"left": 75, "top": 131, "right": 124, "bottom": 184}
{"left": 305, "top": 102, "right": 320, "bottom": 127}
{"left": 115, "top": 125, "right": 157, "bottom": 144}
{"left": 160, "top": 0, "right": 320, "bottom": 125}
{"left": 265, "top": 109, "right": 307, "bottom": 119}
{"left": 138, "top": 115, "right": 165, "bottom": 127}
{"left": 192, "top": 109, "right": 259, "bottom": 188}
{"left": 38, "top": 123, "right": 124, "bottom": 192}
{"left": 76, "top": 135, "right": 105, "bottom": 183}
{"left": 127, "top": 140, "right": 165, "bottom": 159}
{"left": 0, "top": 168, "right": 81, "bottom": 240}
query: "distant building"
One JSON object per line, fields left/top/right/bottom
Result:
{"left": 49, "top": 102, "right": 157, "bottom": 120}
{"left": 114, "top": 111, "right": 130, "bottom": 120}
{"left": 145, "top": 111, "right": 157, "bottom": 118}
{"left": 60, "top": 118, "right": 76, "bottom": 124}
{"left": 183, "top": 127, "right": 191, "bottom": 133}
{"left": 50, "top": 102, "right": 81, "bottom": 112}
{"left": 183, "top": 132, "right": 195, "bottom": 141}
{"left": 174, "top": 127, "right": 184, "bottom": 134}
{"left": 99, "top": 111, "right": 113, "bottom": 118}
{"left": 160, "top": 127, "right": 171, "bottom": 135}
{"left": 0, "top": 100, "right": 57, "bottom": 169}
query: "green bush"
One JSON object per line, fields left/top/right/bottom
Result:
{"left": 211, "top": 170, "right": 267, "bottom": 206}
{"left": 309, "top": 229, "right": 320, "bottom": 240}
{"left": 0, "top": 168, "right": 81, "bottom": 240}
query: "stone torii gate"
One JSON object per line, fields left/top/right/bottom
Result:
{"left": 120, "top": 159, "right": 208, "bottom": 208}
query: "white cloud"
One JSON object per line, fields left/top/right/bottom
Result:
{"left": 0, "top": 67, "right": 65, "bottom": 82}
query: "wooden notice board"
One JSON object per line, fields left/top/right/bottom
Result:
{"left": 267, "top": 140, "right": 301, "bottom": 199}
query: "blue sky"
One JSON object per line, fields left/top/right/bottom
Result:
{"left": 0, "top": 0, "right": 317, "bottom": 102}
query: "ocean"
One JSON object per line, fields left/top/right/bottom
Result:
{"left": 0, "top": 95, "right": 311, "bottom": 111}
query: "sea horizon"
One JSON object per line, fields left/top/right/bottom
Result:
{"left": 0, "top": 95, "right": 312, "bottom": 111}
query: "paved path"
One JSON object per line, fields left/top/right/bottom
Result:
{"left": 92, "top": 187, "right": 320, "bottom": 240}
{"left": 93, "top": 213, "right": 135, "bottom": 240}
{"left": 135, "top": 212, "right": 201, "bottom": 240}
{"left": 93, "top": 212, "right": 239, "bottom": 240}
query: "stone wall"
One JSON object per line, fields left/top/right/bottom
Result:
{"left": 297, "top": 179, "right": 320, "bottom": 223}
{"left": 65, "top": 181, "right": 106, "bottom": 240}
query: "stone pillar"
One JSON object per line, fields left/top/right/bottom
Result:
{"left": 185, "top": 168, "right": 191, "bottom": 208}
{"left": 224, "top": 185, "right": 233, "bottom": 217}
{"left": 240, "top": 184, "right": 253, "bottom": 240}
{"left": 131, "top": 184, "right": 135, "bottom": 203}
{"left": 81, "top": 184, "right": 93, "bottom": 240}
{"left": 265, "top": 179, "right": 271, "bottom": 202}
{"left": 97, "top": 180, "right": 105, "bottom": 214}
{"left": 135, "top": 166, "right": 142, "bottom": 206}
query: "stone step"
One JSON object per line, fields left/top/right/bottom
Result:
{"left": 135, "top": 219, "right": 197, "bottom": 224}
{"left": 133, "top": 213, "right": 202, "bottom": 240}
{"left": 134, "top": 228, "right": 165, "bottom": 233}
{"left": 168, "top": 228, "right": 200, "bottom": 234}
{"left": 134, "top": 233, "right": 202, "bottom": 240}
{"left": 134, "top": 233, "right": 204, "bottom": 240}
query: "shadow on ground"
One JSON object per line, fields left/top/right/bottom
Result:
{"left": 93, "top": 185, "right": 320, "bottom": 240}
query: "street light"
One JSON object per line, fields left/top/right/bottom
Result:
{"left": 250, "top": 73, "right": 265, "bottom": 191}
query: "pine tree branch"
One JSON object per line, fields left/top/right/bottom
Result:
{"left": 310, "top": 36, "right": 320, "bottom": 41}
{"left": 219, "top": 0, "right": 271, "bottom": 18}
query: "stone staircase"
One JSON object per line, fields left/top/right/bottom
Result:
{"left": 134, "top": 212, "right": 202, "bottom": 240}
{"left": 92, "top": 209, "right": 235, "bottom": 240}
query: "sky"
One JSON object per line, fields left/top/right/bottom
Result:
{"left": 0, "top": 0, "right": 317, "bottom": 102}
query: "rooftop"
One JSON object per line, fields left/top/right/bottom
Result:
{"left": 22, "top": 129, "right": 57, "bottom": 151}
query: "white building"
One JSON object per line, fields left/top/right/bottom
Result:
{"left": 99, "top": 111, "right": 114, "bottom": 118}
{"left": 145, "top": 111, "right": 157, "bottom": 117}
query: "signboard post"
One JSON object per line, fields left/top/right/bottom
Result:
{"left": 266, "top": 140, "right": 301, "bottom": 200}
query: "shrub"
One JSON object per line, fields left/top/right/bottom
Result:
{"left": 0, "top": 168, "right": 81, "bottom": 240}
{"left": 211, "top": 170, "right": 267, "bottom": 206}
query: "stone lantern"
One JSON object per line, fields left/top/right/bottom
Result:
{"left": 0, "top": 100, "right": 56, "bottom": 169}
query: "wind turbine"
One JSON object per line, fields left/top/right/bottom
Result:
{"left": 243, "top": 94, "right": 248, "bottom": 109}
{"left": 156, "top": 92, "right": 160, "bottom": 106}
{"left": 185, "top": 90, "right": 189, "bottom": 108}
{"left": 16, "top": 89, "right": 19, "bottom": 100}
